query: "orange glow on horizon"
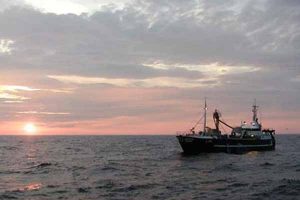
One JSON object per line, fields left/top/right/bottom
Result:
{"left": 0, "top": 114, "right": 298, "bottom": 135}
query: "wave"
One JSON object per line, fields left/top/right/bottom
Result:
{"left": 252, "top": 178, "right": 300, "bottom": 199}
{"left": 0, "top": 146, "right": 18, "bottom": 151}
{"left": 260, "top": 162, "right": 275, "bottom": 166}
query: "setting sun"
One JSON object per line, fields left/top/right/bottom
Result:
{"left": 23, "top": 123, "right": 37, "bottom": 134}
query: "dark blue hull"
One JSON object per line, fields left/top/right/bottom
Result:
{"left": 176, "top": 135, "right": 275, "bottom": 154}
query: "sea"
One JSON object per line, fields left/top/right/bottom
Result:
{"left": 0, "top": 135, "right": 299, "bottom": 200}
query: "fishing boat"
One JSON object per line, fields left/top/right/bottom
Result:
{"left": 176, "top": 99, "right": 275, "bottom": 154}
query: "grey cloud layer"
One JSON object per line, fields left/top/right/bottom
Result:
{"left": 1, "top": 0, "right": 299, "bottom": 74}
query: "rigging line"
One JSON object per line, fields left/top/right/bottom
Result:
{"left": 192, "top": 114, "right": 204, "bottom": 129}
{"left": 188, "top": 110, "right": 203, "bottom": 127}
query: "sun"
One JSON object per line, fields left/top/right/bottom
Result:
{"left": 24, "top": 123, "right": 37, "bottom": 134}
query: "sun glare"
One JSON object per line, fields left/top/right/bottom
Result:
{"left": 24, "top": 123, "right": 37, "bottom": 134}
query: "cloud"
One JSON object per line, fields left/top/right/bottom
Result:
{"left": 0, "top": 39, "right": 14, "bottom": 54}
{"left": 23, "top": 0, "right": 131, "bottom": 15}
{"left": 24, "top": 0, "right": 88, "bottom": 15}
{"left": 43, "top": 88, "right": 74, "bottom": 93}
{"left": 1, "top": 1, "right": 299, "bottom": 71}
{"left": 144, "top": 62, "right": 260, "bottom": 79}
{"left": 17, "top": 111, "right": 70, "bottom": 115}
{"left": 0, "top": 85, "right": 39, "bottom": 92}
{"left": 3, "top": 100, "right": 24, "bottom": 103}
{"left": 47, "top": 62, "right": 262, "bottom": 89}
{"left": 0, "top": 0, "right": 128, "bottom": 14}
{"left": 0, "top": 85, "right": 38, "bottom": 101}
{"left": 0, "top": 85, "right": 73, "bottom": 104}
{"left": 48, "top": 74, "right": 218, "bottom": 88}
{"left": 0, "top": 93, "right": 29, "bottom": 100}
{"left": 0, "top": 0, "right": 24, "bottom": 12}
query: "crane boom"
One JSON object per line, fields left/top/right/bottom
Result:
{"left": 219, "top": 119, "right": 234, "bottom": 129}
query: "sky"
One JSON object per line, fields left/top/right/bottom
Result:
{"left": 0, "top": 0, "right": 299, "bottom": 135}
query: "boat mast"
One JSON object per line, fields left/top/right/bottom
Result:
{"left": 203, "top": 98, "right": 207, "bottom": 133}
{"left": 252, "top": 99, "right": 258, "bottom": 123}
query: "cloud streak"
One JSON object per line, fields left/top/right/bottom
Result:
{"left": 17, "top": 111, "right": 70, "bottom": 115}
{"left": 0, "top": 85, "right": 39, "bottom": 101}
{"left": 0, "top": 85, "right": 39, "bottom": 92}
{"left": 48, "top": 75, "right": 219, "bottom": 88}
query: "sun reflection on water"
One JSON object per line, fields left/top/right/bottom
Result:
{"left": 246, "top": 151, "right": 259, "bottom": 157}
{"left": 21, "top": 183, "right": 42, "bottom": 191}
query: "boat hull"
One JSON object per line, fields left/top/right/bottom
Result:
{"left": 176, "top": 135, "right": 275, "bottom": 154}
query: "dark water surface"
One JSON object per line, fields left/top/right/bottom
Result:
{"left": 0, "top": 135, "right": 299, "bottom": 200}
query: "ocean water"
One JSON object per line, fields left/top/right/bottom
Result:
{"left": 0, "top": 135, "right": 299, "bottom": 200}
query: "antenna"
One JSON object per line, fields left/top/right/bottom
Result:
{"left": 252, "top": 98, "right": 258, "bottom": 122}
